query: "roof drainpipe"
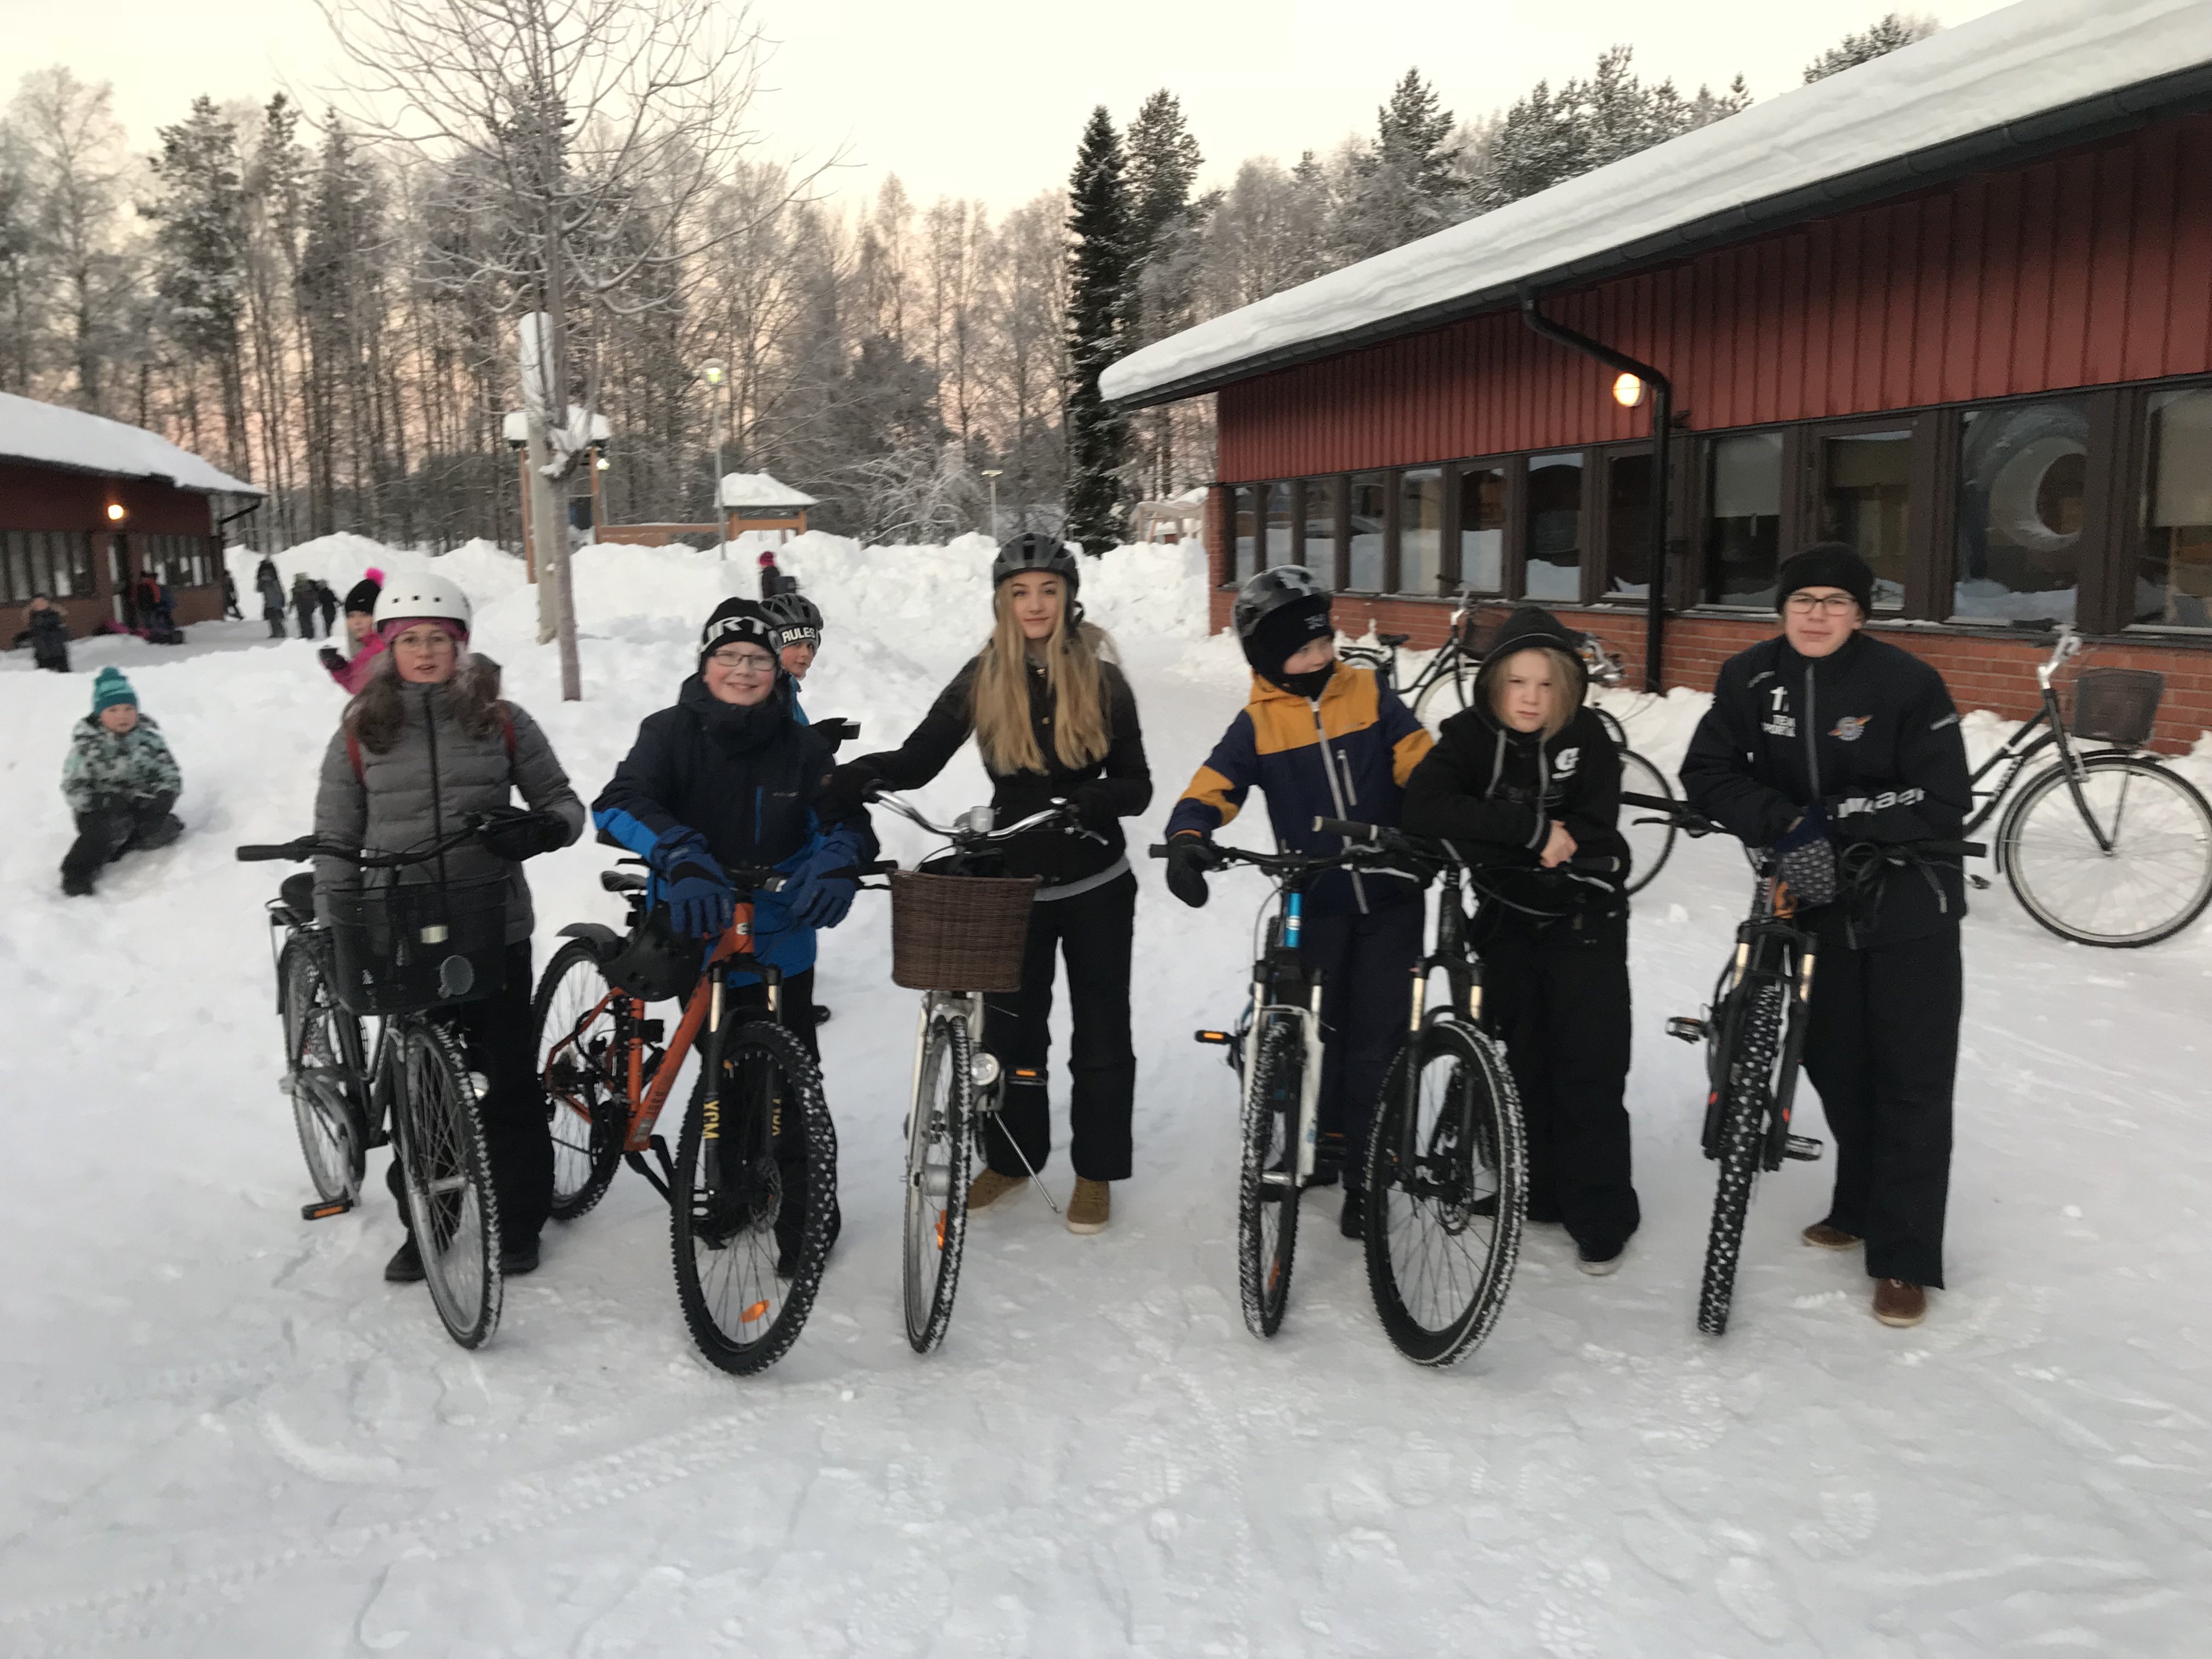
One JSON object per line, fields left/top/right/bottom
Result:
{"left": 1518, "top": 291, "right": 1671, "bottom": 693}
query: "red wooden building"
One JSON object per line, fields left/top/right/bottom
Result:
{"left": 1, "top": 392, "right": 261, "bottom": 645}
{"left": 1104, "top": 0, "right": 2212, "bottom": 748}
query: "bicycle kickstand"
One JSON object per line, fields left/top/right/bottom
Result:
{"left": 976, "top": 1067, "right": 1063, "bottom": 1215}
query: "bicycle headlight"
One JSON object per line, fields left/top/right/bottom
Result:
{"left": 968, "top": 1052, "right": 1001, "bottom": 1090}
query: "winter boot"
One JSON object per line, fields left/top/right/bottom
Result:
{"left": 133, "top": 814, "right": 185, "bottom": 853}
{"left": 384, "top": 1237, "right": 425, "bottom": 1283}
{"left": 500, "top": 1237, "right": 541, "bottom": 1277}
{"left": 967, "top": 1169, "right": 1025, "bottom": 1211}
{"left": 1339, "top": 1188, "right": 1366, "bottom": 1239}
{"left": 60, "top": 869, "right": 94, "bottom": 898}
{"left": 1873, "top": 1279, "right": 1927, "bottom": 1328}
{"left": 1803, "top": 1222, "right": 1863, "bottom": 1250}
{"left": 1575, "top": 1239, "right": 1627, "bottom": 1277}
{"left": 1065, "top": 1178, "right": 1111, "bottom": 1235}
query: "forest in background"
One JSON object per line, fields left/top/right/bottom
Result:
{"left": 0, "top": 9, "right": 1934, "bottom": 552}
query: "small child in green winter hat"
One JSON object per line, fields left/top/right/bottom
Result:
{"left": 60, "top": 668, "right": 185, "bottom": 896}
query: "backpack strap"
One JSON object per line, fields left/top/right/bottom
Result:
{"left": 501, "top": 703, "right": 516, "bottom": 764}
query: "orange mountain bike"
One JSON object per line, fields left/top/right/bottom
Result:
{"left": 531, "top": 857, "right": 873, "bottom": 1374}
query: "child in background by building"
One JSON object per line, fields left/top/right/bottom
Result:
{"left": 256, "top": 557, "right": 287, "bottom": 638}
{"left": 291, "top": 573, "right": 319, "bottom": 640}
{"left": 60, "top": 667, "right": 185, "bottom": 896}
{"left": 315, "top": 579, "right": 338, "bottom": 638}
{"left": 319, "top": 569, "right": 387, "bottom": 693}
{"left": 14, "top": 595, "right": 70, "bottom": 672}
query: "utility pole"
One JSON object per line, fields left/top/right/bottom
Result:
{"left": 701, "top": 359, "right": 727, "bottom": 558}
{"left": 982, "top": 469, "right": 1003, "bottom": 540}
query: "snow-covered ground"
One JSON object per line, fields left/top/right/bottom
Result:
{"left": 3, "top": 534, "right": 2209, "bottom": 1658}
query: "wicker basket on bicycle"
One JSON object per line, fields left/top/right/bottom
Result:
{"left": 324, "top": 874, "right": 509, "bottom": 1015}
{"left": 888, "top": 871, "right": 1039, "bottom": 992}
{"left": 2070, "top": 667, "right": 2164, "bottom": 749}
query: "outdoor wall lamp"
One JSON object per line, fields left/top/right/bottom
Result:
{"left": 1612, "top": 373, "right": 1646, "bottom": 408}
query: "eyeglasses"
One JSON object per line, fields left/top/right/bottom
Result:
{"left": 707, "top": 647, "right": 776, "bottom": 672}
{"left": 1784, "top": 592, "right": 1860, "bottom": 617}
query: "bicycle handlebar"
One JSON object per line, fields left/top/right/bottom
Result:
{"left": 871, "top": 792, "right": 1096, "bottom": 847}
{"left": 235, "top": 821, "right": 488, "bottom": 870}
{"left": 1313, "top": 817, "right": 1621, "bottom": 876}
{"left": 1619, "top": 791, "right": 1726, "bottom": 837}
{"left": 1146, "top": 839, "right": 1379, "bottom": 877}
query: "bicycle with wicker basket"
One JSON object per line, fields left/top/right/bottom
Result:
{"left": 1960, "top": 624, "right": 2212, "bottom": 946}
{"left": 865, "top": 793, "right": 1088, "bottom": 1353}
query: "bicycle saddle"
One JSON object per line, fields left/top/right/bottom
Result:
{"left": 600, "top": 868, "right": 650, "bottom": 894}
{"left": 280, "top": 871, "right": 316, "bottom": 917}
{"left": 1375, "top": 631, "right": 1411, "bottom": 647}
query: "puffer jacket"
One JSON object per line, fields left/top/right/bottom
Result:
{"left": 1166, "top": 660, "right": 1432, "bottom": 917}
{"left": 61, "top": 714, "right": 183, "bottom": 812}
{"left": 312, "top": 661, "right": 585, "bottom": 944}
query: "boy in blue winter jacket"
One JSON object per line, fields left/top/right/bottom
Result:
{"left": 1164, "top": 567, "right": 1433, "bottom": 1235}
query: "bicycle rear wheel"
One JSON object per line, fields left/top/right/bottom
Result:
{"left": 1237, "top": 1013, "right": 1305, "bottom": 1339}
{"left": 1413, "top": 654, "right": 1475, "bottom": 728}
{"left": 1999, "top": 753, "right": 2212, "bottom": 947}
{"left": 672, "top": 1019, "right": 834, "bottom": 1375}
{"left": 1617, "top": 750, "right": 1679, "bottom": 897}
{"left": 280, "top": 934, "right": 365, "bottom": 1204}
{"left": 532, "top": 939, "right": 627, "bottom": 1220}
{"left": 395, "top": 1023, "right": 503, "bottom": 1348}
{"left": 1697, "top": 975, "right": 1788, "bottom": 1336}
{"left": 904, "top": 1011, "right": 974, "bottom": 1353}
{"left": 1363, "top": 1020, "right": 1525, "bottom": 1365}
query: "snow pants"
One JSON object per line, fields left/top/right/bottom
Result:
{"left": 692, "top": 966, "right": 840, "bottom": 1250}
{"left": 386, "top": 940, "right": 552, "bottom": 1249}
{"left": 1802, "top": 919, "right": 1959, "bottom": 1288}
{"left": 1297, "top": 898, "right": 1424, "bottom": 1192}
{"left": 62, "top": 793, "right": 181, "bottom": 887}
{"left": 981, "top": 870, "right": 1136, "bottom": 1183}
{"left": 264, "top": 603, "right": 286, "bottom": 639}
{"left": 1479, "top": 906, "right": 1639, "bottom": 1255}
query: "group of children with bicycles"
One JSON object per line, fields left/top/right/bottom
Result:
{"left": 289, "top": 528, "right": 1963, "bottom": 1331}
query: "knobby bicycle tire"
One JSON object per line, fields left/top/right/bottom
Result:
{"left": 671, "top": 1019, "right": 836, "bottom": 1376}
{"left": 1998, "top": 753, "right": 2212, "bottom": 947}
{"left": 1617, "top": 750, "right": 1678, "bottom": 898}
{"left": 280, "top": 933, "right": 365, "bottom": 1204}
{"left": 1237, "top": 1015, "right": 1304, "bottom": 1340}
{"left": 396, "top": 1022, "right": 503, "bottom": 1349}
{"left": 532, "top": 939, "right": 627, "bottom": 1221}
{"left": 1363, "top": 1020, "right": 1526, "bottom": 1367}
{"left": 1697, "top": 975, "right": 1788, "bottom": 1337}
{"left": 905, "top": 1012, "right": 974, "bottom": 1354}
{"left": 1413, "top": 656, "right": 1475, "bottom": 727}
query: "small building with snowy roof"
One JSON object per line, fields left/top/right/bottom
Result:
{"left": 1, "top": 391, "right": 263, "bottom": 645}
{"left": 719, "top": 473, "right": 816, "bottom": 543}
{"left": 1105, "top": 0, "right": 2212, "bottom": 745}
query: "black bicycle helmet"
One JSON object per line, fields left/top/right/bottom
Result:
{"left": 1232, "top": 565, "right": 1330, "bottom": 641}
{"left": 991, "top": 531, "right": 1081, "bottom": 592}
{"left": 760, "top": 590, "right": 824, "bottom": 646}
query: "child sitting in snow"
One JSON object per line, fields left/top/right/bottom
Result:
{"left": 60, "top": 667, "right": 185, "bottom": 897}
{"left": 319, "top": 568, "right": 387, "bottom": 692}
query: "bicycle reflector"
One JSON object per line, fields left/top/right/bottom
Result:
{"left": 1194, "top": 1029, "right": 1232, "bottom": 1045}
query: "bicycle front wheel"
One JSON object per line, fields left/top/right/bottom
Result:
{"left": 395, "top": 1023, "right": 503, "bottom": 1348}
{"left": 1237, "top": 1013, "right": 1305, "bottom": 1339}
{"left": 1413, "top": 654, "right": 1475, "bottom": 729}
{"left": 532, "top": 940, "right": 627, "bottom": 1220}
{"left": 1617, "top": 750, "right": 1679, "bottom": 898}
{"left": 280, "top": 934, "right": 365, "bottom": 1205}
{"left": 1999, "top": 753, "right": 2212, "bottom": 947}
{"left": 1697, "top": 975, "right": 1788, "bottom": 1337}
{"left": 672, "top": 1020, "right": 835, "bottom": 1375}
{"left": 905, "top": 1011, "right": 974, "bottom": 1353}
{"left": 1363, "top": 1020, "right": 1525, "bottom": 1366}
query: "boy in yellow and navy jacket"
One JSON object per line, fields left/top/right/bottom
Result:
{"left": 1164, "top": 567, "right": 1432, "bottom": 1235}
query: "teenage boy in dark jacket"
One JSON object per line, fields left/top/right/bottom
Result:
{"left": 1165, "top": 566, "right": 1434, "bottom": 1235}
{"left": 1680, "top": 544, "right": 1972, "bottom": 1329}
{"left": 1401, "top": 605, "right": 1638, "bottom": 1274}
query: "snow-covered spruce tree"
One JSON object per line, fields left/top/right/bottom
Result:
{"left": 1804, "top": 14, "right": 1940, "bottom": 83}
{"left": 143, "top": 97, "right": 250, "bottom": 478}
{"left": 1125, "top": 89, "right": 1206, "bottom": 499}
{"left": 1482, "top": 46, "right": 1748, "bottom": 208}
{"left": 297, "top": 122, "right": 390, "bottom": 540}
{"left": 1064, "top": 105, "right": 1134, "bottom": 556}
{"left": 1333, "top": 69, "right": 1472, "bottom": 263}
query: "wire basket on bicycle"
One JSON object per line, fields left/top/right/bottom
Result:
{"left": 324, "top": 873, "right": 508, "bottom": 1015}
{"left": 2070, "top": 667, "right": 2163, "bottom": 749}
{"left": 888, "top": 870, "right": 1039, "bottom": 991}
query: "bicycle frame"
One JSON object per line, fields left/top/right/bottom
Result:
{"left": 1243, "top": 889, "right": 1327, "bottom": 1186}
{"left": 1391, "top": 865, "right": 1485, "bottom": 1180}
{"left": 1963, "top": 629, "right": 2120, "bottom": 855}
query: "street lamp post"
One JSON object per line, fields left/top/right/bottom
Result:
{"left": 981, "top": 468, "right": 1003, "bottom": 540}
{"left": 700, "top": 359, "right": 727, "bottom": 560}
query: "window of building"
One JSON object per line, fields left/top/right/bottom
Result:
{"left": 1819, "top": 430, "right": 1911, "bottom": 609}
{"left": 1232, "top": 486, "right": 1258, "bottom": 583}
{"left": 1524, "top": 452, "right": 1583, "bottom": 601}
{"left": 1605, "top": 450, "right": 1652, "bottom": 598}
{"left": 1265, "top": 481, "right": 1294, "bottom": 563}
{"left": 1302, "top": 476, "right": 1341, "bottom": 588}
{"left": 1459, "top": 464, "right": 1505, "bottom": 592}
{"left": 2138, "top": 387, "right": 2212, "bottom": 630}
{"left": 1348, "top": 473, "right": 1388, "bottom": 590}
{"left": 1, "top": 529, "right": 94, "bottom": 602}
{"left": 1398, "top": 468, "right": 1444, "bottom": 596}
{"left": 1703, "top": 432, "right": 1784, "bottom": 606}
{"left": 1953, "top": 398, "right": 2090, "bottom": 624}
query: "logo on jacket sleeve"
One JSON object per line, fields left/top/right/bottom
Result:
{"left": 1829, "top": 715, "right": 1872, "bottom": 743}
{"left": 1554, "top": 746, "right": 1580, "bottom": 776}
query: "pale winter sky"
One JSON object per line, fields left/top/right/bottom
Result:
{"left": 15, "top": 0, "right": 2017, "bottom": 215}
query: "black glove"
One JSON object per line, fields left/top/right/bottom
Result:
{"left": 476, "top": 806, "right": 571, "bottom": 862}
{"left": 1164, "top": 834, "right": 1223, "bottom": 909}
{"left": 814, "top": 761, "right": 880, "bottom": 823}
{"left": 318, "top": 647, "right": 347, "bottom": 675}
{"left": 1068, "top": 783, "right": 1121, "bottom": 833}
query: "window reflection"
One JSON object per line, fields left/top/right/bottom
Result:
{"left": 2137, "top": 389, "right": 2212, "bottom": 630}
{"left": 1302, "top": 476, "right": 1341, "bottom": 588}
{"left": 1703, "top": 433, "right": 1782, "bottom": 606}
{"left": 1265, "top": 481, "right": 1294, "bottom": 563}
{"left": 1606, "top": 451, "right": 1652, "bottom": 597}
{"left": 1348, "top": 473, "right": 1387, "bottom": 590}
{"left": 1525, "top": 453, "right": 1583, "bottom": 601}
{"left": 1459, "top": 465, "right": 1504, "bottom": 593}
{"left": 1398, "top": 468, "right": 1444, "bottom": 595}
{"left": 1954, "top": 399, "right": 2088, "bottom": 624}
{"left": 1820, "top": 431, "right": 1911, "bottom": 609}
{"left": 1232, "top": 486, "right": 1258, "bottom": 583}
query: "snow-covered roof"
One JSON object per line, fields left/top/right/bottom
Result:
{"left": 501, "top": 407, "right": 612, "bottom": 447}
{"left": 0, "top": 391, "right": 263, "bottom": 495}
{"left": 719, "top": 472, "right": 816, "bottom": 510}
{"left": 1103, "top": 0, "right": 2212, "bottom": 408}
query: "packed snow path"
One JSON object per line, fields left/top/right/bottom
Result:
{"left": 3, "top": 535, "right": 2209, "bottom": 1657}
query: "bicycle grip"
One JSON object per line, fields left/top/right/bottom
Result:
{"left": 235, "top": 843, "right": 304, "bottom": 863}
{"left": 1567, "top": 854, "right": 1620, "bottom": 874}
{"left": 1147, "top": 844, "right": 1171, "bottom": 858}
{"left": 1313, "top": 817, "right": 1380, "bottom": 843}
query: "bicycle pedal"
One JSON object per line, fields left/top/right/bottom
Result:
{"left": 1968, "top": 873, "right": 1992, "bottom": 890}
{"left": 300, "top": 1197, "right": 354, "bottom": 1221}
{"left": 1193, "top": 1029, "right": 1232, "bottom": 1046}
{"left": 1666, "top": 1016, "right": 1707, "bottom": 1044}
{"left": 468, "top": 1071, "right": 490, "bottom": 1097}
{"left": 276, "top": 1075, "right": 295, "bottom": 1096}
{"left": 1784, "top": 1135, "right": 1825, "bottom": 1163}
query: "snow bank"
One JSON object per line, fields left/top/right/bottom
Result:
{"left": 224, "top": 535, "right": 531, "bottom": 611}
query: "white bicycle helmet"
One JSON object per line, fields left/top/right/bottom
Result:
{"left": 372, "top": 571, "right": 473, "bottom": 635}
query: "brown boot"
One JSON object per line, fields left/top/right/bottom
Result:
{"left": 1802, "top": 1222, "right": 1863, "bottom": 1250}
{"left": 1872, "top": 1279, "right": 1927, "bottom": 1328}
{"left": 967, "top": 1169, "right": 1025, "bottom": 1210}
{"left": 1065, "top": 1178, "right": 1110, "bottom": 1234}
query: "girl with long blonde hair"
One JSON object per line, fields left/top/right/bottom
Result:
{"left": 820, "top": 535, "right": 1152, "bottom": 1234}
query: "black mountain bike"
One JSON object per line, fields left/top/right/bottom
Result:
{"left": 1623, "top": 792, "right": 1982, "bottom": 1335}
{"left": 244, "top": 824, "right": 512, "bottom": 1348}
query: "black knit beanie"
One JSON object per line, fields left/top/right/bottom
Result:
{"left": 1241, "top": 591, "right": 1334, "bottom": 689}
{"left": 1775, "top": 543, "right": 1874, "bottom": 614}
{"left": 343, "top": 577, "right": 381, "bottom": 615}
{"left": 697, "top": 597, "right": 781, "bottom": 670}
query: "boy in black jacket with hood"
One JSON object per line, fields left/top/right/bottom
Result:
{"left": 1680, "top": 545, "right": 1971, "bottom": 1329}
{"left": 1402, "top": 606, "right": 1638, "bottom": 1274}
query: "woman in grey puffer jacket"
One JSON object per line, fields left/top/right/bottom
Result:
{"left": 313, "top": 574, "right": 584, "bottom": 1284}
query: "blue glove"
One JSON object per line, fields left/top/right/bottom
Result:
{"left": 1773, "top": 802, "right": 1838, "bottom": 907}
{"left": 785, "top": 834, "right": 860, "bottom": 930}
{"left": 652, "top": 830, "right": 735, "bottom": 939}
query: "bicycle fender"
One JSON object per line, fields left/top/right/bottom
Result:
{"left": 556, "top": 922, "right": 623, "bottom": 960}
